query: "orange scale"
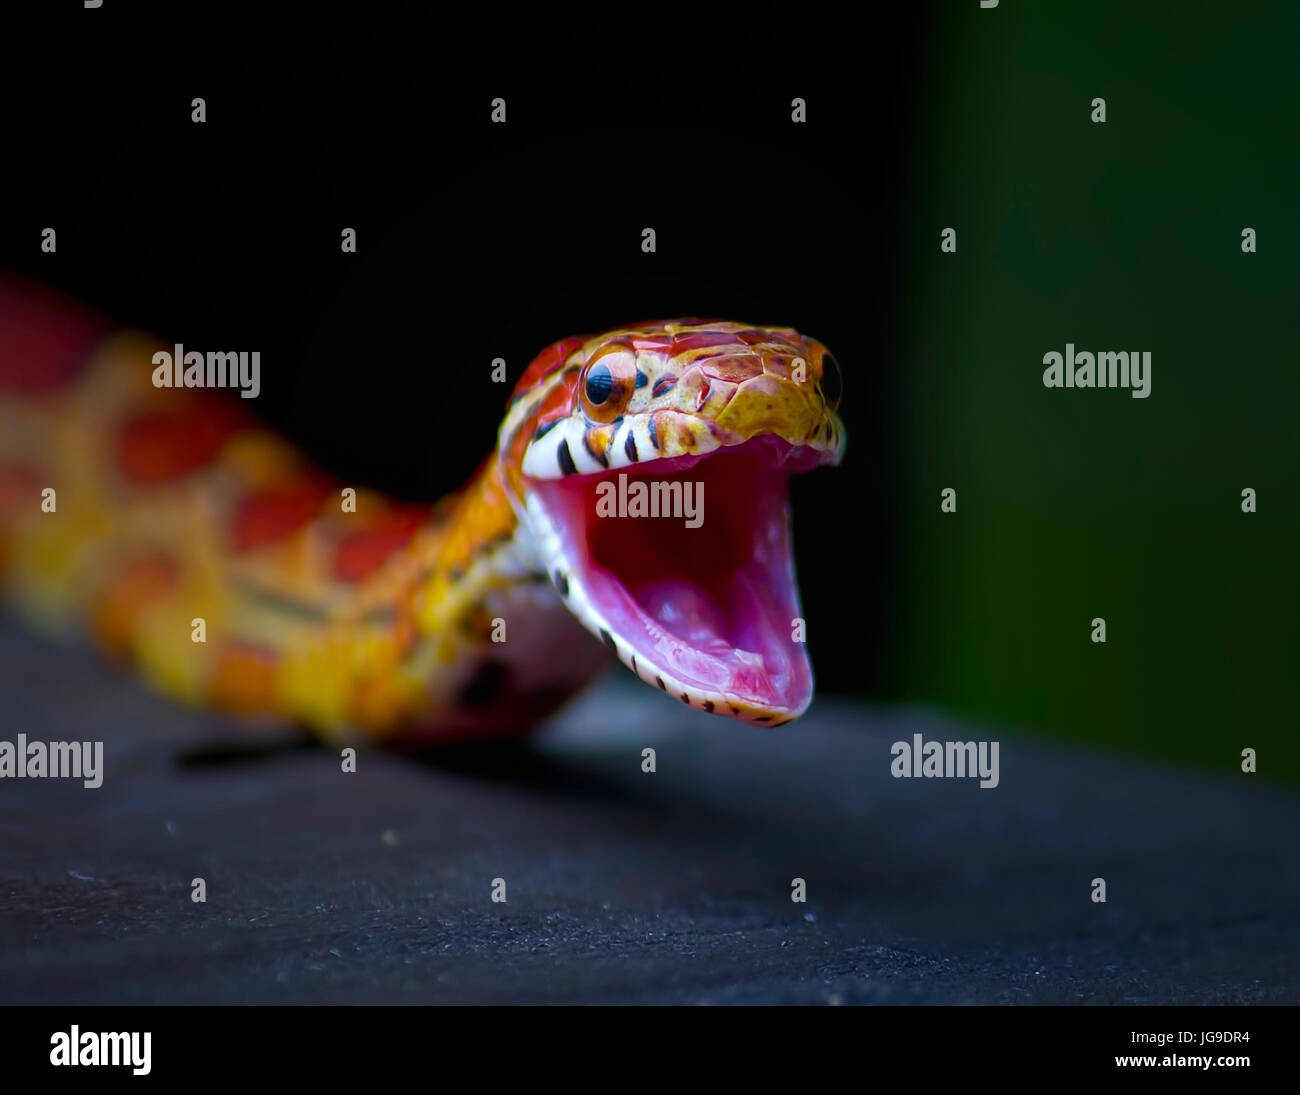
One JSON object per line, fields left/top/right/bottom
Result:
{"left": 117, "top": 400, "right": 251, "bottom": 486}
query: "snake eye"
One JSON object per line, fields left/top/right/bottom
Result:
{"left": 585, "top": 364, "right": 613, "bottom": 405}
{"left": 580, "top": 348, "right": 636, "bottom": 423}
{"left": 819, "top": 352, "right": 843, "bottom": 408}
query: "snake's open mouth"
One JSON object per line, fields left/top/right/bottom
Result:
{"left": 525, "top": 436, "right": 829, "bottom": 723}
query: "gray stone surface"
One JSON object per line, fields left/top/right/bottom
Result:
{"left": 0, "top": 621, "right": 1296, "bottom": 1004}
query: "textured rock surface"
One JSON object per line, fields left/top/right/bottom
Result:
{"left": 1, "top": 622, "right": 1296, "bottom": 1005}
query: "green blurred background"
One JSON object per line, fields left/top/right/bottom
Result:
{"left": 882, "top": 2, "right": 1299, "bottom": 781}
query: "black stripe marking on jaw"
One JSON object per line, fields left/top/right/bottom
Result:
{"left": 624, "top": 431, "right": 639, "bottom": 463}
{"left": 557, "top": 438, "right": 578, "bottom": 476}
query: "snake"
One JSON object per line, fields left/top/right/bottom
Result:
{"left": 0, "top": 275, "right": 845, "bottom": 746}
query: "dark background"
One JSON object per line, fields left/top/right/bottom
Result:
{"left": 0, "top": 2, "right": 1297, "bottom": 1011}
{"left": 1, "top": 6, "right": 922, "bottom": 707}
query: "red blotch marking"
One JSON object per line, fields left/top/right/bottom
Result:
{"left": 0, "top": 463, "right": 40, "bottom": 515}
{"left": 628, "top": 332, "right": 674, "bottom": 355}
{"left": 697, "top": 354, "right": 765, "bottom": 382}
{"left": 508, "top": 335, "right": 587, "bottom": 404}
{"left": 506, "top": 365, "right": 583, "bottom": 477}
{"left": 117, "top": 399, "right": 251, "bottom": 486}
{"left": 533, "top": 368, "right": 581, "bottom": 429}
{"left": 231, "top": 478, "right": 333, "bottom": 552}
{"left": 671, "top": 330, "right": 743, "bottom": 354}
{"left": 333, "top": 506, "right": 428, "bottom": 583}
{"left": 0, "top": 277, "right": 112, "bottom": 394}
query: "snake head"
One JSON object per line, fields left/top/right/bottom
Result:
{"left": 501, "top": 320, "right": 844, "bottom": 726}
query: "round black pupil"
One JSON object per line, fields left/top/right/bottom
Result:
{"left": 821, "top": 354, "right": 842, "bottom": 404}
{"left": 586, "top": 364, "right": 614, "bottom": 404}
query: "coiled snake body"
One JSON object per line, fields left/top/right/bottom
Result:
{"left": 0, "top": 278, "right": 844, "bottom": 745}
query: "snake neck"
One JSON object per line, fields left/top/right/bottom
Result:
{"left": 0, "top": 305, "right": 610, "bottom": 744}
{"left": 390, "top": 454, "right": 611, "bottom": 744}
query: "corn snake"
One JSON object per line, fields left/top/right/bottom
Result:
{"left": 0, "top": 277, "right": 844, "bottom": 745}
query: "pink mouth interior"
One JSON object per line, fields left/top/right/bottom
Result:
{"left": 528, "top": 436, "right": 827, "bottom": 711}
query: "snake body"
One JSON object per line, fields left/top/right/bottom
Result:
{"left": 0, "top": 277, "right": 844, "bottom": 745}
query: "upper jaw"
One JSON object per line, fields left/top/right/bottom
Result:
{"left": 521, "top": 373, "right": 845, "bottom": 482}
